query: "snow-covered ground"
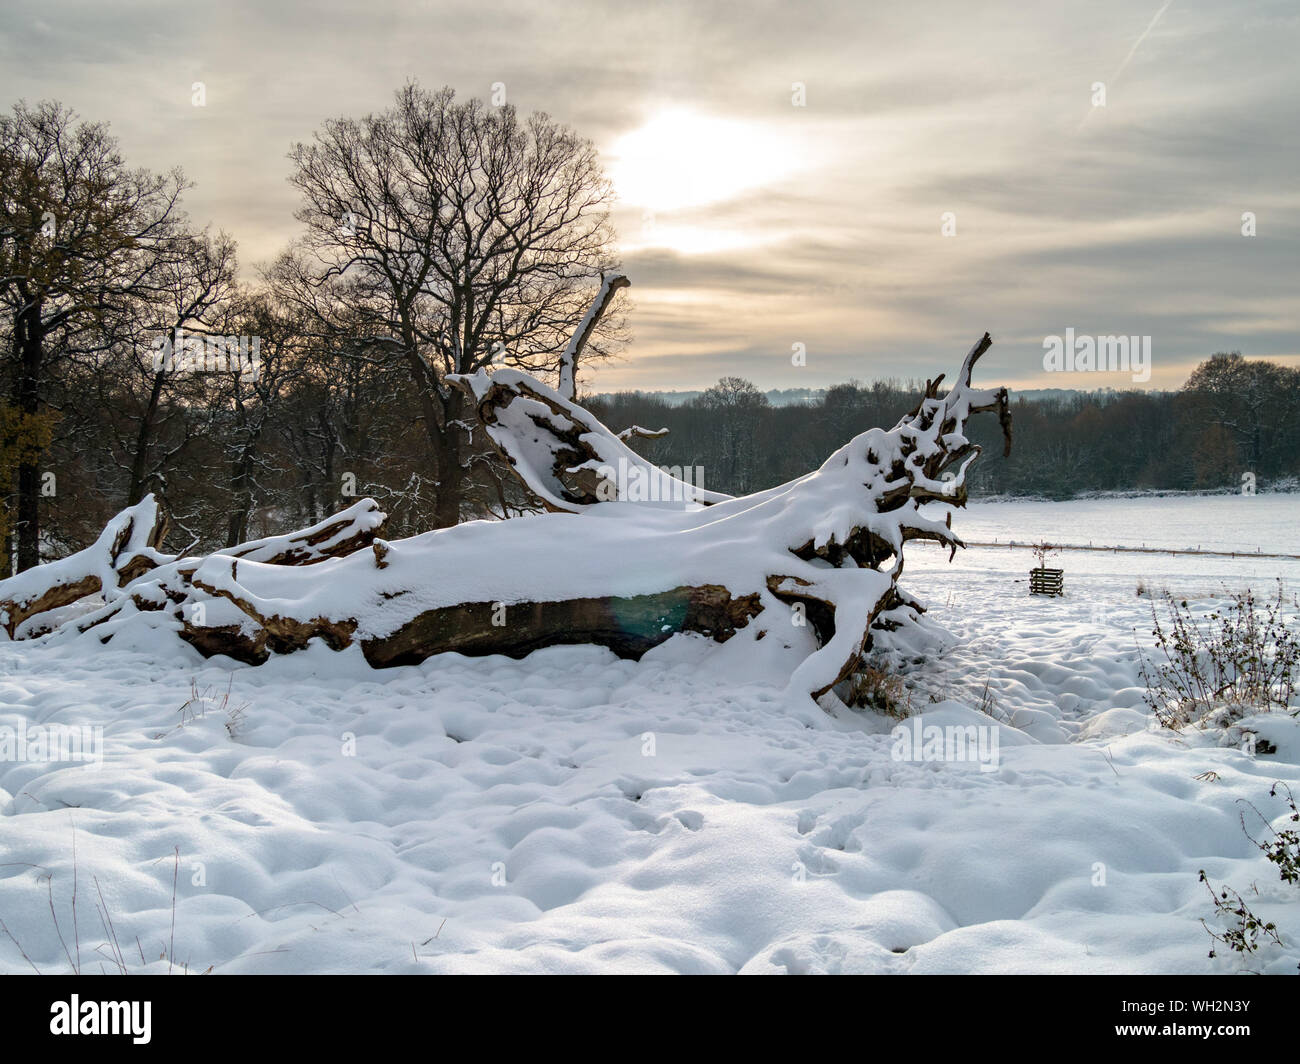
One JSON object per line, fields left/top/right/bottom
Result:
{"left": 953, "top": 491, "right": 1300, "bottom": 557}
{"left": 2, "top": 494, "right": 1298, "bottom": 974}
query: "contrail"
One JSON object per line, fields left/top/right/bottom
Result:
{"left": 1112, "top": 0, "right": 1173, "bottom": 82}
{"left": 1078, "top": 0, "right": 1173, "bottom": 128}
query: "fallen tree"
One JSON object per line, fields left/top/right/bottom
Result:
{"left": 0, "top": 499, "right": 386, "bottom": 640}
{"left": 0, "top": 496, "right": 170, "bottom": 638}
{"left": 3, "top": 280, "right": 1010, "bottom": 701}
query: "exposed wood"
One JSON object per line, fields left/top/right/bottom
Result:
{"left": 221, "top": 499, "right": 386, "bottom": 566}
{"left": 450, "top": 367, "right": 731, "bottom": 511}
{"left": 361, "top": 585, "right": 762, "bottom": 668}
{"left": 1029, "top": 567, "right": 1064, "bottom": 596}
{"left": 156, "top": 577, "right": 762, "bottom": 669}
{"left": 25, "top": 499, "right": 386, "bottom": 642}
{"left": 190, "top": 565, "right": 358, "bottom": 657}
{"left": 558, "top": 272, "right": 630, "bottom": 400}
{"left": 0, "top": 495, "right": 170, "bottom": 638}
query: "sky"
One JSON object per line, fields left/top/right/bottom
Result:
{"left": 2, "top": 0, "right": 1297, "bottom": 393}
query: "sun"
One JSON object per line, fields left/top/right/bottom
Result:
{"left": 609, "top": 108, "right": 795, "bottom": 214}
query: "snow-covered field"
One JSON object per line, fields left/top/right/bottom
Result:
{"left": 2, "top": 495, "right": 1298, "bottom": 974}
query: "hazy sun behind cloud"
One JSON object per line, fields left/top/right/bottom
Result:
{"left": 610, "top": 109, "right": 804, "bottom": 213}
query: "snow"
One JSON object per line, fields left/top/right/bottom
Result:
{"left": 0, "top": 496, "right": 168, "bottom": 637}
{"left": 2, "top": 493, "right": 1298, "bottom": 973}
{"left": 949, "top": 493, "right": 1300, "bottom": 557}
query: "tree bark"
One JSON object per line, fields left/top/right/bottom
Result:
{"left": 126, "top": 368, "right": 168, "bottom": 506}
{"left": 432, "top": 387, "right": 465, "bottom": 529}
{"left": 362, "top": 585, "right": 761, "bottom": 668}
{"left": 15, "top": 298, "right": 43, "bottom": 572}
{"left": 558, "top": 273, "right": 629, "bottom": 400}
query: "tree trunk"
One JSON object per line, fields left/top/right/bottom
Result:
{"left": 15, "top": 299, "right": 43, "bottom": 572}
{"left": 10, "top": 294, "right": 1011, "bottom": 705}
{"left": 432, "top": 388, "right": 465, "bottom": 528}
{"left": 225, "top": 447, "right": 257, "bottom": 548}
{"left": 398, "top": 345, "right": 460, "bottom": 529}
{"left": 126, "top": 368, "right": 168, "bottom": 506}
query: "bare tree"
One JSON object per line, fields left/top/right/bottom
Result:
{"left": 0, "top": 100, "right": 187, "bottom": 569}
{"left": 124, "top": 230, "right": 238, "bottom": 507}
{"left": 205, "top": 291, "right": 313, "bottom": 546}
{"left": 281, "top": 82, "right": 621, "bottom": 528}
{"left": 1182, "top": 352, "right": 1300, "bottom": 475}
{"left": 700, "top": 376, "right": 771, "bottom": 495}
{"left": 63, "top": 228, "right": 240, "bottom": 511}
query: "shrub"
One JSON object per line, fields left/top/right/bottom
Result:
{"left": 1138, "top": 582, "right": 1299, "bottom": 728}
{"left": 1199, "top": 784, "right": 1299, "bottom": 971}
{"left": 1030, "top": 541, "right": 1059, "bottom": 569}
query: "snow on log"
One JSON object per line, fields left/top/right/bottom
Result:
{"left": 617, "top": 425, "right": 670, "bottom": 442}
{"left": 40, "top": 332, "right": 1010, "bottom": 703}
{"left": 41, "top": 499, "right": 387, "bottom": 646}
{"left": 450, "top": 366, "right": 731, "bottom": 511}
{"left": 557, "top": 272, "right": 629, "bottom": 401}
{"left": 0, "top": 494, "right": 171, "bottom": 638}
{"left": 221, "top": 499, "right": 387, "bottom": 566}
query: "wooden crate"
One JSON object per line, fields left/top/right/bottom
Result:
{"left": 1029, "top": 567, "right": 1064, "bottom": 596}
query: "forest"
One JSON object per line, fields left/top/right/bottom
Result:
{"left": 589, "top": 356, "right": 1300, "bottom": 502}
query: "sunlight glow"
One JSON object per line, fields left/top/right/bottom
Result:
{"left": 610, "top": 109, "right": 796, "bottom": 213}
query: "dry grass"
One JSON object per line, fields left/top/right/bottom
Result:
{"left": 0, "top": 830, "right": 209, "bottom": 975}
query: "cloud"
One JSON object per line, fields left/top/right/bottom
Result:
{"left": 1, "top": 0, "right": 1295, "bottom": 392}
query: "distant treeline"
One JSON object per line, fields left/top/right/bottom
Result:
{"left": 587, "top": 352, "right": 1300, "bottom": 499}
